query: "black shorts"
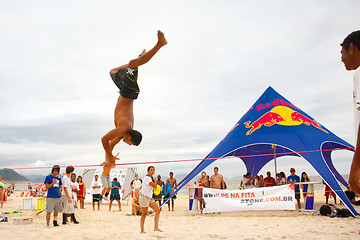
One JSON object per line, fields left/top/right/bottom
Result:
{"left": 153, "top": 194, "right": 162, "bottom": 201}
{"left": 111, "top": 67, "right": 139, "bottom": 99}
{"left": 93, "top": 194, "right": 101, "bottom": 203}
{"left": 165, "top": 194, "right": 177, "bottom": 200}
{"left": 295, "top": 192, "right": 301, "bottom": 199}
{"left": 110, "top": 194, "right": 120, "bottom": 201}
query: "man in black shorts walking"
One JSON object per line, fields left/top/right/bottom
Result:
{"left": 101, "top": 30, "right": 167, "bottom": 167}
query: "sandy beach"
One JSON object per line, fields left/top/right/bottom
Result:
{"left": 0, "top": 191, "right": 360, "bottom": 240}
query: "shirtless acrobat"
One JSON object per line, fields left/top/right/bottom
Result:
{"left": 101, "top": 31, "right": 167, "bottom": 167}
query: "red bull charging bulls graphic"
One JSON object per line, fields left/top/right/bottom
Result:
{"left": 244, "top": 106, "right": 328, "bottom": 135}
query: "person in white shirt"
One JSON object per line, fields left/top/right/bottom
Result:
{"left": 91, "top": 175, "right": 102, "bottom": 211}
{"left": 70, "top": 173, "right": 80, "bottom": 208}
{"left": 131, "top": 173, "right": 142, "bottom": 194}
{"left": 139, "top": 166, "right": 162, "bottom": 233}
{"left": 240, "top": 172, "right": 253, "bottom": 189}
{"left": 62, "top": 166, "right": 79, "bottom": 224}
{"left": 341, "top": 30, "right": 360, "bottom": 193}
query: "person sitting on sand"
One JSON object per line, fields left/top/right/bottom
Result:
{"left": 132, "top": 192, "right": 142, "bottom": 215}
{"left": 139, "top": 166, "right": 162, "bottom": 233}
{"left": 101, "top": 30, "right": 167, "bottom": 168}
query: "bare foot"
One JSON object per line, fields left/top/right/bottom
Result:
{"left": 154, "top": 228, "right": 163, "bottom": 232}
{"left": 140, "top": 230, "right": 146, "bottom": 234}
{"left": 157, "top": 30, "right": 167, "bottom": 47}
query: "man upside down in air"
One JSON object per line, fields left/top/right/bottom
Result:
{"left": 101, "top": 30, "right": 167, "bottom": 167}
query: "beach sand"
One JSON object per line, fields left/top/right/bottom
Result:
{"left": 0, "top": 191, "right": 359, "bottom": 240}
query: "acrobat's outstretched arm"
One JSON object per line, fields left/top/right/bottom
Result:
{"left": 101, "top": 128, "right": 123, "bottom": 163}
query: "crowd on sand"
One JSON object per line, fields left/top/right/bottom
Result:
{"left": 0, "top": 165, "right": 359, "bottom": 232}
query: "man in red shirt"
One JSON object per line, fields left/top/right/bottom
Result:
{"left": 264, "top": 171, "right": 276, "bottom": 187}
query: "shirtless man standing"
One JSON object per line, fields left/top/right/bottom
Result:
{"left": 101, "top": 30, "right": 167, "bottom": 167}
{"left": 210, "top": 167, "right": 225, "bottom": 189}
{"left": 165, "top": 172, "right": 177, "bottom": 211}
{"left": 100, "top": 164, "right": 112, "bottom": 201}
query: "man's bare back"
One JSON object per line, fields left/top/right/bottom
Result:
{"left": 101, "top": 31, "right": 167, "bottom": 167}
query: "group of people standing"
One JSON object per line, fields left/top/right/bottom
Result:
{"left": 90, "top": 173, "right": 122, "bottom": 211}
{"left": 239, "top": 168, "right": 310, "bottom": 209}
{"left": 44, "top": 165, "right": 86, "bottom": 227}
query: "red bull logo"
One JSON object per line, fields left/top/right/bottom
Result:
{"left": 244, "top": 106, "right": 328, "bottom": 135}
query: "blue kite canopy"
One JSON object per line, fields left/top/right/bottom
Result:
{"left": 164, "top": 86, "right": 357, "bottom": 216}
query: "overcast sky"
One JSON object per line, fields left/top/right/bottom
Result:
{"left": 1, "top": 1, "right": 360, "bottom": 179}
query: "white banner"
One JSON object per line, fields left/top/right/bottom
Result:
{"left": 203, "top": 184, "right": 295, "bottom": 213}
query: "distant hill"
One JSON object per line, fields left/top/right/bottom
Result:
{"left": 0, "top": 169, "right": 29, "bottom": 182}
{"left": 25, "top": 175, "right": 47, "bottom": 183}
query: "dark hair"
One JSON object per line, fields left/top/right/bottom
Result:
{"left": 71, "top": 173, "right": 76, "bottom": 178}
{"left": 66, "top": 166, "right": 74, "bottom": 174}
{"left": 129, "top": 129, "right": 142, "bottom": 146}
{"left": 214, "top": 167, "right": 219, "bottom": 170}
{"left": 301, "top": 172, "right": 309, "bottom": 182}
{"left": 51, "top": 165, "right": 60, "bottom": 174}
{"left": 280, "top": 172, "right": 286, "bottom": 179}
{"left": 113, "top": 178, "right": 117, "bottom": 181}
{"left": 341, "top": 30, "right": 360, "bottom": 50}
{"left": 147, "top": 166, "right": 155, "bottom": 172}
{"left": 169, "top": 172, "right": 173, "bottom": 175}
{"left": 77, "top": 176, "right": 82, "bottom": 183}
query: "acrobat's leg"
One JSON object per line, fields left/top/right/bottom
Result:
{"left": 128, "top": 30, "right": 167, "bottom": 68}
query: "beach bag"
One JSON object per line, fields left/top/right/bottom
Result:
{"left": 221, "top": 181, "right": 227, "bottom": 190}
{"left": 319, "top": 205, "right": 331, "bottom": 216}
{"left": 320, "top": 204, "right": 337, "bottom": 216}
{"left": 335, "top": 208, "right": 353, "bottom": 218}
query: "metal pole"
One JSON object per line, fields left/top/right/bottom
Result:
{"left": 272, "top": 144, "right": 277, "bottom": 177}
